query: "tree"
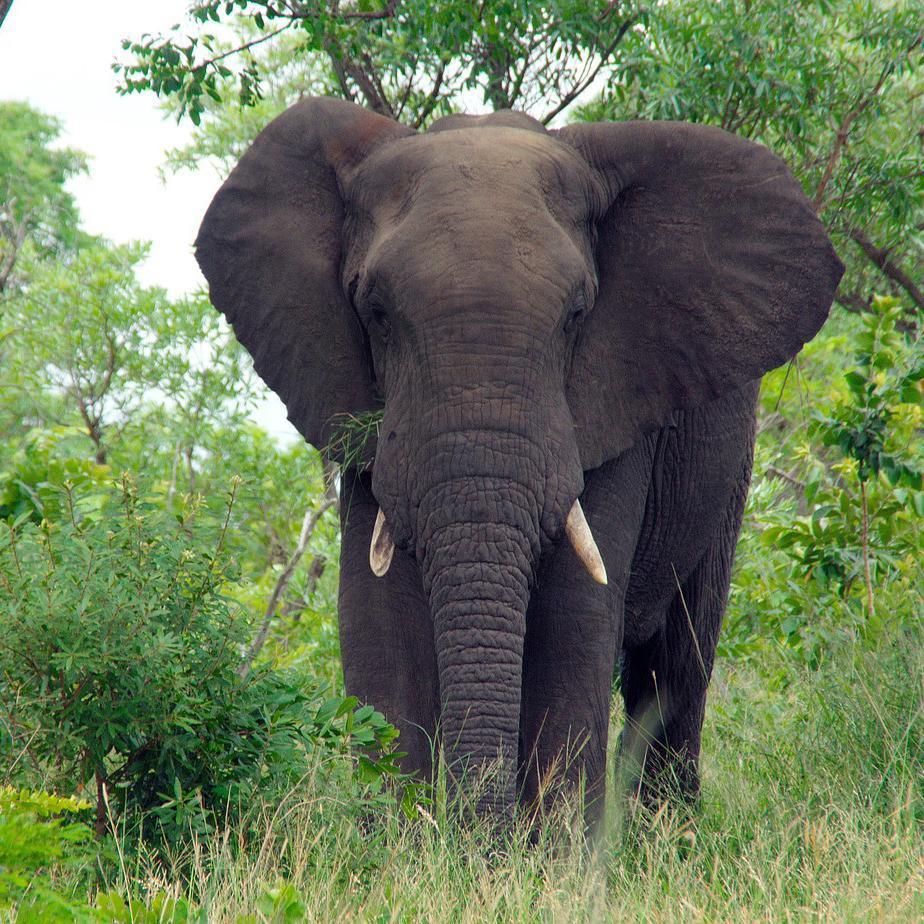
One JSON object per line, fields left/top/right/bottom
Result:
{"left": 579, "top": 0, "right": 922, "bottom": 314}
{"left": 2, "top": 240, "right": 254, "bottom": 471}
{"left": 120, "top": 2, "right": 920, "bottom": 318}
{"left": 116, "top": 1, "right": 641, "bottom": 131}
{"left": 4, "top": 243, "right": 167, "bottom": 463}
{"left": 0, "top": 102, "right": 87, "bottom": 293}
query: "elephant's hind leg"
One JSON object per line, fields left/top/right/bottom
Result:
{"left": 619, "top": 479, "right": 748, "bottom": 806}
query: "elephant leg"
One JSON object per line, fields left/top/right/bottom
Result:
{"left": 338, "top": 469, "right": 439, "bottom": 780}
{"left": 519, "top": 450, "right": 651, "bottom": 833}
{"left": 618, "top": 478, "right": 748, "bottom": 806}
{"left": 519, "top": 548, "right": 620, "bottom": 832}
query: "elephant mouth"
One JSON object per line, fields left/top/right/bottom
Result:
{"left": 368, "top": 497, "right": 607, "bottom": 585}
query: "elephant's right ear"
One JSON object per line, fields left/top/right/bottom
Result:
{"left": 195, "top": 97, "right": 413, "bottom": 453}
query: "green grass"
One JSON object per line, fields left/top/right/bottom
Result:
{"left": 90, "top": 625, "right": 922, "bottom": 923}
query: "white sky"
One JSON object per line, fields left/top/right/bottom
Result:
{"left": 0, "top": 0, "right": 298, "bottom": 440}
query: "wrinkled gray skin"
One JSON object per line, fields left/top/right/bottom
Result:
{"left": 195, "top": 98, "right": 843, "bottom": 827}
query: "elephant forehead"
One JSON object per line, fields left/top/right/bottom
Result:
{"left": 347, "top": 127, "right": 601, "bottom": 225}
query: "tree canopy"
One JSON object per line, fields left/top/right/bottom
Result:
{"left": 0, "top": 102, "right": 87, "bottom": 292}
{"left": 579, "top": 0, "right": 922, "bottom": 313}
{"left": 116, "top": 1, "right": 642, "bottom": 127}
{"left": 117, "top": 0, "right": 921, "bottom": 316}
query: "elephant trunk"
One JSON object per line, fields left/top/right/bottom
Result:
{"left": 416, "top": 475, "right": 540, "bottom": 820}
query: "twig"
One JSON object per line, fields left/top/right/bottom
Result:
{"left": 238, "top": 480, "right": 338, "bottom": 676}
{"left": 835, "top": 290, "right": 872, "bottom": 315}
{"left": 540, "top": 16, "right": 636, "bottom": 125}
{"left": 765, "top": 465, "right": 805, "bottom": 490}
{"left": 410, "top": 60, "right": 448, "bottom": 129}
{"left": 813, "top": 35, "right": 921, "bottom": 211}
{"left": 281, "top": 0, "right": 398, "bottom": 21}
{"left": 192, "top": 22, "right": 295, "bottom": 72}
{"left": 849, "top": 228, "right": 924, "bottom": 310}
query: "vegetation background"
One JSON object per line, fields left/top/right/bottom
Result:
{"left": 0, "top": 1, "right": 920, "bottom": 920}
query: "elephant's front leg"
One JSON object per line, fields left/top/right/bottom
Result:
{"left": 519, "top": 451, "right": 651, "bottom": 832}
{"left": 338, "top": 469, "right": 439, "bottom": 779}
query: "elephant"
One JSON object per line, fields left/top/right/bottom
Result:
{"left": 195, "top": 97, "right": 843, "bottom": 827}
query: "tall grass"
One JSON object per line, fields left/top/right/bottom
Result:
{"left": 96, "top": 625, "right": 922, "bottom": 922}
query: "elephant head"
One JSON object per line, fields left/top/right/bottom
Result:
{"left": 195, "top": 98, "right": 842, "bottom": 817}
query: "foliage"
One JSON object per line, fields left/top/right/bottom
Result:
{"left": 116, "top": 1, "right": 642, "bottom": 133}
{"left": 811, "top": 297, "right": 922, "bottom": 488}
{"left": 2, "top": 8, "right": 922, "bottom": 919}
{"left": 725, "top": 297, "right": 922, "bottom": 664}
{"left": 0, "top": 102, "right": 87, "bottom": 293}
{"left": 324, "top": 410, "right": 382, "bottom": 473}
{"left": 0, "top": 475, "right": 404, "bottom": 849}
{"left": 0, "top": 427, "right": 111, "bottom": 524}
{"left": 0, "top": 787, "right": 96, "bottom": 921}
{"left": 1, "top": 241, "right": 254, "bottom": 470}
{"left": 10, "top": 624, "right": 920, "bottom": 921}
{"left": 579, "top": 0, "right": 922, "bottom": 315}
{"left": 160, "top": 27, "right": 332, "bottom": 175}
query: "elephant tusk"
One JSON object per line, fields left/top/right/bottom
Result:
{"left": 565, "top": 499, "right": 608, "bottom": 585}
{"left": 369, "top": 507, "right": 395, "bottom": 577}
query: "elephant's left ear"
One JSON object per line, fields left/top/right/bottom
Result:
{"left": 554, "top": 121, "right": 844, "bottom": 470}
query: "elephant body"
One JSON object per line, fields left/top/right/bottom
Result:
{"left": 340, "top": 381, "right": 757, "bottom": 824}
{"left": 195, "top": 98, "right": 843, "bottom": 825}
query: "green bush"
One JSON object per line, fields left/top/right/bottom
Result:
{"left": 0, "top": 787, "right": 96, "bottom": 921}
{"left": 0, "top": 475, "right": 405, "bottom": 849}
{"left": 0, "top": 427, "right": 111, "bottom": 524}
{"left": 726, "top": 297, "right": 922, "bottom": 663}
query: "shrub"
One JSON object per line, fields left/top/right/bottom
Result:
{"left": 726, "top": 297, "right": 922, "bottom": 662}
{"left": 0, "top": 787, "right": 95, "bottom": 921}
{"left": 0, "top": 475, "right": 404, "bottom": 849}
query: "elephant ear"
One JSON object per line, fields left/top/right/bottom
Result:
{"left": 195, "top": 97, "right": 413, "bottom": 454}
{"left": 555, "top": 121, "right": 844, "bottom": 470}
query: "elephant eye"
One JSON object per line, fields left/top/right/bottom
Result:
{"left": 564, "top": 304, "right": 585, "bottom": 334}
{"left": 564, "top": 288, "right": 590, "bottom": 334}
{"left": 369, "top": 303, "right": 391, "bottom": 340}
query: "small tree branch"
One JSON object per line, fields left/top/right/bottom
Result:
{"left": 410, "top": 60, "right": 448, "bottom": 129}
{"left": 540, "top": 16, "right": 636, "bottom": 125}
{"left": 835, "top": 289, "right": 872, "bottom": 315}
{"left": 238, "top": 480, "right": 338, "bottom": 676}
{"left": 71, "top": 383, "right": 106, "bottom": 464}
{"left": 326, "top": 46, "right": 356, "bottom": 101}
{"left": 813, "top": 36, "right": 921, "bottom": 211}
{"left": 849, "top": 228, "right": 924, "bottom": 310}
{"left": 0, "top": 212, "right": 28, "bottom": 294}
{"left": 279, "top": 0, "right": 398, "bottom": 21}
{"left": 282, "top": 554, "right": 328, "bottom": 620}
{"left": 205, "top": 23, "right": 293, "bottom": 68}
{"left": 393, "top": 53, "right": 420, "bottom": 121}
{"left": 335, "top": 51, "right": 395, "bottom": 116}
{"left": 765, "top": 465, "right": 805, "bottom": 490}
